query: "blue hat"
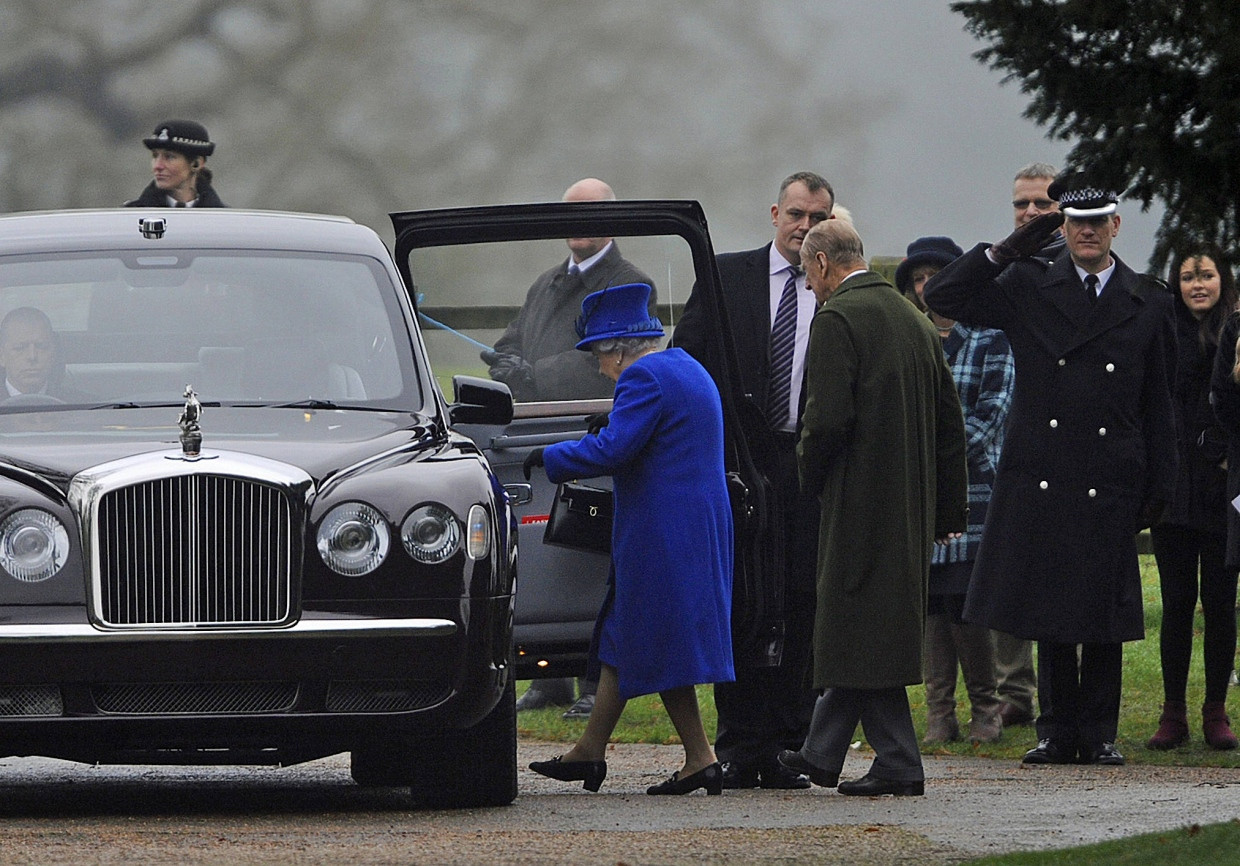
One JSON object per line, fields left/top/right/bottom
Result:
{"left": 574, "top": 283, "right": 665, "bottom": 350}
{"left": 894, "top": 236, "right": 963, "bottom": 293}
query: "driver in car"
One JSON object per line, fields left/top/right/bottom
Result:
{"left": 0, "top": 307, "right": 81, "bottom": 402}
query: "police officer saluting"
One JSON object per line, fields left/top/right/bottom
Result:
{"left": 923, "top": 175, "right": 1177, "bottom": 767}
{"left": 125, "top": 120, "right": 226, "bottom": 208}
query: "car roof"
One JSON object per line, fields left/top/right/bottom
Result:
{"left": 0, "top": 208, "right": 389, "bottom": 258}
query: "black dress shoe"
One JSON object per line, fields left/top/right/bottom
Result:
{"left": 646, "top": 761, "right": 722, "bottom": 795}
{"left": 720, "top": 761, "right": 760, "bottom": 789}
{"left": 528, "top": 756, "right": 607, "bottom": 792}
{"left": 1021, "top": 738, "right": 1077, "bottom": 765}
{"left": 776, "top": 749, "right": 839, "bottom": 788}
{"left": 760, "top": 761, "right": 812, "bottom": 790}
{"left": 1080, "top": 742, "right": 1125, "bottom": 765}
{"left": 837, "top": 773, "right": 924, "bottom": 797}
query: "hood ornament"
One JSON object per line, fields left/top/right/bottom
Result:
{"left": 177, "top": 384, "right": 205, "bottom": 458}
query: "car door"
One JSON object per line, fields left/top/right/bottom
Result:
{"left": 391, "top": 200, "right": 783, "bottom": 679}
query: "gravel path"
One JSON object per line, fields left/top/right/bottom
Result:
{"left": 0, "top": 739, "right": 1237, "bottom": 864}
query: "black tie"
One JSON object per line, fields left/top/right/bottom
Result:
{"left": 1085, "top": 273, "right": 1099, "bottom": 304}
{"left": 174, "top": 201, "right": 187, "bottom": 208}
{"left": 766, "top": 266, "right": 802, "bottom": 429}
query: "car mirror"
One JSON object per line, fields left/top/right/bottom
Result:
{"left": 449, "top": 375, "right": 513, "bottom": 425}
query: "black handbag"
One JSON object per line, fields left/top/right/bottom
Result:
{"left": 543, "top": 481, "right": 613, "bottom": 554}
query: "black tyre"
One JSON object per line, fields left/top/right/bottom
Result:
{"left": 350, "top": 677, "right": 518, "bottom": 807}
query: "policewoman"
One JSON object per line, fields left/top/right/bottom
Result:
{"left": 125, "top": 120, "right": 227, "bottom": 208}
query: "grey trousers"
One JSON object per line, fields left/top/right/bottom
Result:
{"left": 992, "top": 629, "right": 1037, "bottom": 714}
{"left": 801, "top": 686, "right": 924, "bottom": 783}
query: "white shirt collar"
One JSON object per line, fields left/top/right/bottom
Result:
{"left": 1074, "top": 259, "right": 1116, "bottom": 293}
{"left": 570, "top": 241, "right": 613, "bottom": 275}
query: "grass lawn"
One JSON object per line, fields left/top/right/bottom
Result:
{"left": 516, "top": 554, "right": 1240, "bottom": 767}
{"left": 964, "top": 820, "right": 1240, "bottom": 865}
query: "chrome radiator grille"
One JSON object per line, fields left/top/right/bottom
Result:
{"left": 95, "top": 475, "right": 295, "bottom": 627}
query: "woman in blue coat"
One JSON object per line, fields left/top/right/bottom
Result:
{"left": 526, "top": 282, "right": 735, "bottom": 795}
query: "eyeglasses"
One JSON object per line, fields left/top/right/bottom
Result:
{"left": 1012, "top": 199, "right": 1056, "bottom": 210}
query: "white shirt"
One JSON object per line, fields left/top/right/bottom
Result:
{"left": 768, "top": 245, "right": 817, "bottom": 433}
{"left": 1075, "top": 260, "right": 1116, "bottom": 296}
{"left": 569, "top": 241, "right": 613, "bottom": 275}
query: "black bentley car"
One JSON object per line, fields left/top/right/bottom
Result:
{"left": 0, "top": 202, "right": 782, "bottom": 807}
{"left": 0, "top": 209, "right": 518, "bottom": 807}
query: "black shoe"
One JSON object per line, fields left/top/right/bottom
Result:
{"left": 528, "top": 756, "right": 607, "bottom": 792}
{"left": 561, "top": 694, "right": 595, "bottom": 720}
{"left": 776, "top": 750, "right": 839, "bottom": 788}
{"left": 837, "top": 773, "right": 924, "bottom": 797}
{"left": 719, "top": 761, "right": 760, "bottom": 789}
{"left": 760, "top": 761, "right": 812, "bottom": 790}
{"left": 1080, "top": 742, "right": 1125, "bottom": 765}
{"left": 646, "top": 761, "right": 723, "bottom": 795}
{"left": 1022, "top": 738, "right": 1077, "bottom": 765}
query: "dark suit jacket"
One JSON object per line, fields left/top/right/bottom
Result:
{"left": 675, "top": 244, "right": 774, "bottom": 408}
{"left": 924, "top": 243, "right": 1177, "bottom": 644}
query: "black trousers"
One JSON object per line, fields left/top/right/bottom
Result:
{"left": 1035, "top": 641, "right": 1122, "bottom": 747}
{"left": 714, "top": 436, "right": 818, "bottom": 768}
{"left": 1151, "top": 523, "right": 1239, "bottom": 703}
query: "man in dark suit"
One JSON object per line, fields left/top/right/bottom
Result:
{"left": 923, "top": 177, "right": 1178, "bottom": 767}
{"left": 674, "top": 171, "right": 832, "bottom": 789}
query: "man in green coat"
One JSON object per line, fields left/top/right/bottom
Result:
{"left": 778, "top": 219, "right": 968, "bottom": 796}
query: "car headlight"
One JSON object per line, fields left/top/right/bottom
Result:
{"left": 401, "top": 504, "right": 462, "bottom": 564}
{"left": 317, "top": 502, "right": 390, "bottom": 576}
{"left": 0, "top": 508, "right": 70, "bottom": 583}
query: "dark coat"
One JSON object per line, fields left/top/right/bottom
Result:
{"left": 797, "top": 271, "right": 968, "bottom": 689}
{"left": 124, "top": 180, "right": 227, "bottom": 208}
{"left": 924, "top": 244, "right": 1177, "bottom": 644}
{"left": 1159, "top": 299, "right": 1228, "bottom": 536}
{"left": 543, "top": 349, "right": 735, "bottom": 700}
{"left": 492, "top": 243, "right": 653, "bottom": 401}
{"left": 676, "top": 243, "right": 778, "bottom": 409}
{"left": 1209, "top": 311, "right": 1240, "bottom": 567}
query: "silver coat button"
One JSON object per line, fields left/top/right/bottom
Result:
{"left": 1058, "top": 359, "right": 1067, "bottom": 366}
{"left": 1099, "top": 427, "right": 1107, "bottom": 436}
{"left": 1040, "top": 480, "right": 1049, "bottom": 490}
{"left": 1049, "top": 419, "right": 1058, "bottom": 428}
{"left": 1106, "top": 363, "right": 1115, "bottom": 372}
{"left": 1088, "top": 488, "right": 1097, "bottom": 497}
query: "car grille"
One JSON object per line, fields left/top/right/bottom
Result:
{"left": 326, "top": 680, "right": 453, "bottom": 712}
{"left": 0, "top": 685, "right": 64, "bottom": 716}
{"left": 95, "top": 474, "right": 295, "bottom": 627}
{"left": 93, "top": 682, "right": 299, "bottom": 715}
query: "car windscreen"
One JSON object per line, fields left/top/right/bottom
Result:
{"left": 409, "top": 234, "right": 692, "bottom": 411}
{"left": 0, "top": 251, "right": 421, "bottom": 411}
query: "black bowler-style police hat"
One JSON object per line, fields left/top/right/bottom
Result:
{"left": 142, "top": 120, "right": 216, "bottom": 158}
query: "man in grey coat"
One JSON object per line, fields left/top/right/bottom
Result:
{"left": 923, "top": 176, "right": 1177, "bottom": 766}
{"left": 777, "top": 219, "right": 968, "bottom": 796}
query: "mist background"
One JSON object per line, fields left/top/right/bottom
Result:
{"left": 0, "top": 0, "right": 1165, "bottom": 270}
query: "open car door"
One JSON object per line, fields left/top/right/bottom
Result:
{"left": 391, "top": 200, "right": 786, "bottom": 677}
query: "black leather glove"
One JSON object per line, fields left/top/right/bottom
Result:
{"left": 585, "top": 412, "right": 610, "bottom": 435}
{"left": 991, "top": 212, "right": 1065, "bottom": 265}
{"left": 522, "top": 447, "right": 546, "bottom": 480}
{"left": 483, "top": 351, "right": 535, "bottom": 392}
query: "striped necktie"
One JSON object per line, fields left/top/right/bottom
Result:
{"left": 765, "top": 266, "right": 802, "bottom": 429}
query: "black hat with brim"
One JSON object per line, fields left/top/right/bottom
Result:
{"left": 143, "top": 120, "right": 215, "bottom": 157}
{"left": 1047, "top": 174, "right": 1119, "bottom": 218}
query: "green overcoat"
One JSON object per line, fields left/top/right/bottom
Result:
{"left": 797, "top": 271, "right": 968, "bottom": 689}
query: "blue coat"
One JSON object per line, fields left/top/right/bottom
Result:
{"left": 544, "top": 348, "right": 735, "bottom": 699}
